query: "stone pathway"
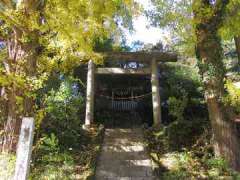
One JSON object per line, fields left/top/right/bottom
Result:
{"left": 95, "top": 128, "right": 156, "bottom": 180}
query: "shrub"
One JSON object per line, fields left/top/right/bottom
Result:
{"left": 144, "top": 125, "right": 240, "bottom": 179}
{"left": 38, "top": 78, "right": 85, "bottom": 149}
{"left": 166, "top": 120, "right": 205, "bottom": 150}
{"left": 30, "top": 76, "right": 103, "bottom": 179}
{"left": 37, "top": 133, "right": 60, "bottom": 154}
{"left": 168, "top": 93, "right": 188, "bottom": 121}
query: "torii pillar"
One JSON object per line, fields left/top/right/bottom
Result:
{"left": 151, "top": 58, "right": 162, "bottom": 125}
{"left": 83, "top": 52, "right": 176, "bottom": 127}
{"left": 84, "top": 60, "right": 95, "bottom": 128}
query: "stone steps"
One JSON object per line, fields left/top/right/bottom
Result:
{"left": 95, "top": 128, "right": 156, "bottom": 180}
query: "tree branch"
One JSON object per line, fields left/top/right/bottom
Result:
{"left": 0, "top": 11, "right": 30, "bottom": 33}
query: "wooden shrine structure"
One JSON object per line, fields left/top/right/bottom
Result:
{"left": 84, "top": 52, "right": 177, "bottom": 127}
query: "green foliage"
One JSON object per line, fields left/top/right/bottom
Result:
{"left": 161, "top": 63, "right": 206, "bottom": 123}
{"left": 148, "top": 0, "right": 240, "bottom": 55}
{"left": 38, "top": 133, "right": 60, "bottom": 153}
{"left": 30, "top": 75, "right": 105, "bottom": 179}
{"left": 143, "top": 61, "right": 240, "bottom": 178}
{"left": 168, "top": 94, "right": 187, "bottom": 121}
{"left": 30, "top": 150, "right": 76, "bottom": 180}
{"left": 206, "top": 158, "right": 228, "bottom": 172}
{"left": 161, "top": 169, "right": 190, "bottom": 180}
{"left": 224, "top": 80, "right": 240, "bottom": 113}
{"left": 147, "top": 0, "right": 195, "bottom": 55}
{"left": 220, "top": 0, "right": 240, "bottom": 39}
{"left": 0, "top": 0, "right": 139, "bottom": 123}
{"left": 144, "top": 124, "right": 240, "bottom": 179}
{"left": 167, "top": 120, "right": 206, "bottom": 151}
{"left": 144, "top": 60, "right": 229, "bottom": 177}
{"left": 145, "top": 118, "right": 207, "bottom": 153}
{"left": 148, "top": 62, "right": 206, "bottom": 151}
{"left": 38, "top": 77, "right": 85, "bottom": 149}
{"left": 31, "top": 127, "right": 104, "bottom": 180}
{"left": 159, "top": 152, "right": 240, "bottom": 179}
{"left": 162, "top": 63, "right": 202, "bottom": 100}
{"left": 0, "top": 153, "right": 16, "bottom": 180}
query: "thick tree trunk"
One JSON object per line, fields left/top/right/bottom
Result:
{"left": 0, "top": 0, "right": 43, "bottom": 152}
{"left": 206, "top": 97, "right": 240, "bottom": 170}
{"left": 197, "top": 30, "right": 240, "bottom": 171}
{"left": 2, "top": 29, "right": 39, "bottom": 152}
{"left": 194, "top": 0, "right": 240, "bottom": 171}
{"left": 234, "top": 36, "right": 240, "bottom": 68}
{"left": 2, "top": 91, "right": 17, "bottom": 152}
{"left": 2, "top": 29, "right": 22, "bottom": 152}
{"left": 2, "top": 94, "right": 23, "bottom": 152}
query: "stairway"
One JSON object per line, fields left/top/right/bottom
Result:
{"left": 95, "top": 128, "right": 156, "bottom": 180}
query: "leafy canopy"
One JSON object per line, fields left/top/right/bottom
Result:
{"left": 147, "top": 0, "right": 240, "bottom": 55}
{"left": 0, "top": 0, "right": 139, "bottom": 115}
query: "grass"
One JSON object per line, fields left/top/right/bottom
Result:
{"left": 0, "top": 124, "right": 104, "bottom": 180}
{"left": 30, "top": 125, "right": 104, "bottom": 180}
{"left": 142, "top": 62, "right": 240, "bottom": 179}
{"left": 0, "top": 152, "right": 16, "bottom": 180}
{"left": 143, "top": 125, "right": 240, "bottom": 180}
{"left": 0, "top": 126, "right": 104, "bottom": 180}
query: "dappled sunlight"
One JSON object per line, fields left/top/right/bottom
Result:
{"left": 0, "top": 153, "right": 15, "bottom": 179}
{"left": 1, "top": 0, "right": 240, "bottom": 179}
{"left": 95, "top": 128, "right": 155, "bottom": 179}
{"left": 159, "top": 153, "right": 179, "bottom": 171}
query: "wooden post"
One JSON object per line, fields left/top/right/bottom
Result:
{"left": 14, "top": 117, "right": 35, "bottom": 180}
{"left": 84, "top": 60, "right": 95, "bottom": 127}
{"left": 151, "top": 58, "right": 162, "bottom": 125}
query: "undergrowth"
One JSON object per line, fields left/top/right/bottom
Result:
{"left": 144, "top": 63, "right": 240, "bottom": 180}
{"left": 30, "top": 77, "right": 104, "bottom": 179}
{"left": 0, "top": 76, "right": 105, "bottom": 180}
{"left": 30, "top": 126, "right": 104, "bottom": 180}
{"left": 144, "top": 124, "right": 240, "bottom": 180}
{"left": 0, "top": 153, "right": 16, "bottom": 180}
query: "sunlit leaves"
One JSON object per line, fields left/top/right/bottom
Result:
{"left": 147, "top": 0, "right": 196, "bottom": 55}
{"left": 220, "top": 0, "right": 240, "bottom": 39}
{"left": 0, "top": 0, "right": 138, "bottom": 116}
{"left": 148, "top": 0, "right": 240, "bottom": 55}
{"left": 224, "top": 80, "right": 240, "bottom": 113}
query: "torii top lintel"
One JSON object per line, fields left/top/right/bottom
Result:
{"left": 102, "top": 51, "right": 178, "bottom": 62}
{"left": 84, "top": 51, "right": 177, "bottom": 127}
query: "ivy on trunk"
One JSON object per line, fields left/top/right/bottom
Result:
{"left": 193, "top": 0, "right": 240, "bottom": 170}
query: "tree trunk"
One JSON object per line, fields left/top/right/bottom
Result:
{"left": 206, "top": 97, "right": 240, "bottom": 170}
{"left": 2, "top": 39, "right": 39, "bottom": 152}
{"left": 2, "top": 13, "right": 40, "bottom": 152}
{"left": 234, "top": 36, "right": 240, "bottom": 68}
{"left": 2, "top": 29, "right": 23, "bottom": 152}
{"left": 194, "top": 0, "right": 240, "bottom": 171}
{"left": 2, "top": 89, "right": 22, "bottom": 152}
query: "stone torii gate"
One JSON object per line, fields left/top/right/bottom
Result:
{"left": 84, "top": 52, "right": 177, "bottom": 127}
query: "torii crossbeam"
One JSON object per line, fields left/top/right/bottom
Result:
{"left": 84, "top": 51, "right": 177, "bottom": 128}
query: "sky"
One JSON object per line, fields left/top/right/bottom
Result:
{"left": 124, "top": 0, "right": 169, "bottom": 46}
